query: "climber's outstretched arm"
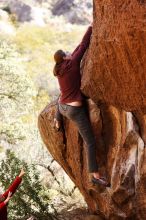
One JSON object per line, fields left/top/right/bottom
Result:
{"left": 2, "top": 169, "right": 25, "bottom": 199}
{"left": 54, "top": 94, "right": 63, "bottom": 122}
{"left": 54, "top": 95, "right": 63, "bottom": 131}
{"left": 71, "top": 25, "right": 92, "bottom": 62}
{"left": 0, "top": 192, "right": 11, "bottom": 210}
{"left": 55, "top": 103, "right": 63, "bottom": 122}
{"left": 71, "top": 44, "right": 80, "bottom": 56}
{"left": 0, "top": 169, "right": 25, "bottom": 211}
{"left": 0, "top": 202, "right": 5, "bottom": 209}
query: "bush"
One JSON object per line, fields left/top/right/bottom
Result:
{"left": 0, "top": 39, "right": 36, "bottom": 145}
{"left": 0, "top": 150, "right": 57, "bottom": 220}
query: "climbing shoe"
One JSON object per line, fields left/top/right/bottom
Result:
{"left": 92, "top": 176, "right": 111, "bottom": 187}
{"left": 88, "top": 174, "right": 111, "bottom": 191}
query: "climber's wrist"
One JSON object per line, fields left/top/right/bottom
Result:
{"left": 4, "top": 197, "right": 11, "bottom": 204}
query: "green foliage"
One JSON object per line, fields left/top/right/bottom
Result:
{"left": 0, "top": 150, "right": 57, "bottom": 220}
{"left": 0, "top": 39, "right": 36, "bottom": 145}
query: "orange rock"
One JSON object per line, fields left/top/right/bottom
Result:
{"left": 38, "top": 1, "right": 146, "bottom": 219}
{"left": 81, "top": 0, "right": 146, "bottom": 113}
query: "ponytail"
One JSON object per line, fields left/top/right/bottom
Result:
{"left": 53, "top": 64, "right": 60, "bottom": 76}
{"left": 53, "top": 49, "right": 66, "bottom": 77}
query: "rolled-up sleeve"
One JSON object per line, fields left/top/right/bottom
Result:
{"left": 0, "top": 202, "right": 6, "bottom": 210}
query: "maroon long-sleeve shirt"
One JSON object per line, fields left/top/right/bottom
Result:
{"left": 57, "top": 26, "right": 92, "bottom": 104}
{"left": 0, "top": 176, "right": 22, "bottom": 220}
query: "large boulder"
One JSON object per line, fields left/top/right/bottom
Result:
{"left": 0, "top": 1, "right": 47, "bottom": 26}
{"left": 52, "top": 0, "right": 74, "bottom": 16}
{"left": 82, "top": 0, "right": 146, "bottom": 113}
{"left": 38, "top": 0, "right": 146, "bottom": 219}
{"left": 38, "top": 100, "right": 146, "bottom": 219}
{"left": 4, "top": 1, "right": 32, "bottom": 22}
{"left": 52, "top": 0, "right": 93, "bottom": 25}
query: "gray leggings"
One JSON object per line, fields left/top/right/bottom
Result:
{"left": 58, "top": 103, "right": 98, "bottom": 173}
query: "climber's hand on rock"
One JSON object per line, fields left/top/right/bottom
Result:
{"left": 53, "top": 118, "right": 61, "bottom": 131}
{"left": 89, "top": 16, "right": 93, "bottom": 26}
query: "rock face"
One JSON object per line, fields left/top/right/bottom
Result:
{"left": 38, "top": 1, "right": 146, "bottom": 219}
{"left": 82, "top": 0, "right": 146, "bottom": 113}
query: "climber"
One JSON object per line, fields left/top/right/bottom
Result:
{"left": 53, "top": 24, "right": 110, "bottom": 188}
{"left": 0, "top": 169, "right": 25, "bottom": 219}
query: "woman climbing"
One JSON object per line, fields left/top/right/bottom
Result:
{"left": 0, "top": 169, "right": 25, "bottom": 219}
{"left": 53, "top": 24, "right": 110, "bottom": 188}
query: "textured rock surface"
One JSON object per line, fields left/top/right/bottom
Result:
{"left": 38, "top": 100, "right": 146, "bottom": 219}
{"left": 82, "top": 0, "right": 146, "bottom": 113}
{"left": 38, "top": 0, "right": 146, "bottom": 219}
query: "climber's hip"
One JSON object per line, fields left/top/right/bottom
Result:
{"left": 58, "top": 103, "right": 84, "bottom": 120}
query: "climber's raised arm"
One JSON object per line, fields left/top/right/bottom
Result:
{"left": 0, "top": 192, "right": 12, "bottom": 210}
{"left": 54, "top": 94, "right": 63, "bottom": 131}
{"left": 71, "top": 44, "right": 80, "bottom": 56}
{"left": 0, "top": 202, "right": 5, "bottom": 210}
{"left": 71, "top": 25, "right": 92, "bottom": 62}
{"left": 2, "top": 169, "right": 25, "bottom": 199}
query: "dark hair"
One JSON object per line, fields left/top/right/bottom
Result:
{"left": 53, "top": 50, "right": 66, "bottom": 76}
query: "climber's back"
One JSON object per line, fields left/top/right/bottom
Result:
{"left": 53, "top": 26, "right": 92, "bottom": 104}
